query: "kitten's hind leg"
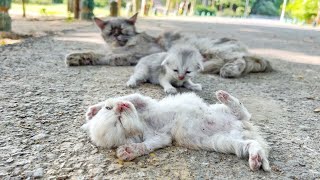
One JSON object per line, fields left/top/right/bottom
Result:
{"left": 127, "top": 64, "right": 149, "bottom": 88}
{"left": 197, "top": 135, "right": 270, "bottom": 171}
{"left": 220, "top": 58, "right": 246, "bottom": 78}
{"left": 215, "top": 90, "right": 251, "bottom": 121}
{"left": 65, "top": 52, "right": 105, "bottom": 66}
{"left": 183, "top": 79, "right": 202, "bottom": 91}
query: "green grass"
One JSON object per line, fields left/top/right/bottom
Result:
{"left": 10, "top": 3, "right": 119, "bottom": 17}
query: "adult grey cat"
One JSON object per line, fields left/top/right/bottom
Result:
{"left": 127, "top": 45, "right": 203, "bottom": 94}
{"left": 65, "top": 13, "right": 272, "bottom": 78}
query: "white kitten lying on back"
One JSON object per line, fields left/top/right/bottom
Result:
{"left": 126, "top": 45, "right": 203, "bottom": 94}
{"left": 82, "top": 90, "right": 271, "bottom": 171}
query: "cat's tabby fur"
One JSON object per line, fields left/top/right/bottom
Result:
{"left": 65, "top": 13, "right": 272, "bottom": 78}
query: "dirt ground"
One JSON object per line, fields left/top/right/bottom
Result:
{"left": 0, "top": 16, "right": 319, "bottom": 179}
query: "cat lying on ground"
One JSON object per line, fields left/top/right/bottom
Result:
{"left": 65, "top": 13, "right": 272, "bottom": 78}
{"left": 126, "top": 45, "right": 203, "bottom": 94}
{"left": 82, "top": 90, "right": 271, "bottom": 171}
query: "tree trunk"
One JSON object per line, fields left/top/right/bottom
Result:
{"left": 118, "top": 0, "right": 122, "bottom": 16}
{"left": 165, "top": 0, "right": 171, "bottom": 15}
{"left": 315, "top": 0, "right": 320, "bottom": 26}
{"left": 202, "top": 0, "right": 208, "bottom": 6}
{"left": 22, "top": 0, "right": 26, "bottom": 17}
{"left": 244, "top": 0, "right": 249, "bottom": 17}
{"left": 280, "top": 0, "right": 287, "bottom": 21}
{"left": 132, "top": 0, "right": 141, "bottom": 14}
{"left": 74, "top": 0, "right": 80, "bottom": 19}
{"left": 0, "top": 0, "right": 11, "bottom": 32}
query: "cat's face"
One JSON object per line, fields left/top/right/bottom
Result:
{"left": 83, "top": 98, "right": 143, "bottom": 148}
{"left": 94, "top": 13, "right": 138, "bottom": 47}
{"left": 162, "top": 46, "right": 204, "bottom": 81}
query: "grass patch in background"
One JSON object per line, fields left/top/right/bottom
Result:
{"left": 9, "top": 3, "right": 124, "bottom": 18}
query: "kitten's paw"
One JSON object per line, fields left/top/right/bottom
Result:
{"left": 126, "top": 79, "right": 138, "bottom": 88}
{"left": 248, "top": 152, "right": 270, "bottom": 172}
{"left": 188, "top": 84, "right": 202, "bottom": 91}
{"left": 165, "top": 87, "right": 177, "bottom": 94}
{"left": 116, "top": 143, "right": 147, "bottom": 161}
{"left": 216, "top": 90, "right": 231, "bottom": 104}
{"left": 65, "top": 52, "right": 97, "bottom": 66}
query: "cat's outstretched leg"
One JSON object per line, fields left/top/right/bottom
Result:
{"left": 65, "top": 52, "right": 135, "bottom": 66}
{"left": 65, "top": 52, "right": 105, "bottom": 66}
{"left": 183, "top": 79, "right": 202, "bottom": 91}
{"left": 127, "top": 64, "right": 149, "bottom": 88}
{"left": 197, "top": 136, "right": 270, "bottom": 171}
{"left": 215, "top": 90, "right": 251, "bottom": 121}
{"left": 220, "top": 58, "right": 246, "bottom": 78}
{"left": 117, "top": 134, "right": 171, "bottom": 161}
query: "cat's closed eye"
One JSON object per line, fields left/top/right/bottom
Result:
{"left": 173, "top": 69, "right": 178, "bottom": 72}
{"left": 186, "top": 71, "right": 191, "bottom": 74}
{"left": 106, "top": 106, "right": 113, "bottom": 110}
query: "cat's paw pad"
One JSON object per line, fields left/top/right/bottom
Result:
{"left": 116, "top": 145, "right": 137, "bottom": 161}
{"left": 116, "top": 143, "right": 146, "bottom": 161}
{"left": 190, "top": 84, "right": 202, "bottom": 91}
{"left": 216, "top": 90, "right": 231, "bottom": 104}
{"left": 165, "top": 87, "right": 177, "bottom": 94}
{"left": 249, "top": 153, "right": 263, "bottom": 171}
{"left": 126, "top": 79, "right": 137, "bottom": 88}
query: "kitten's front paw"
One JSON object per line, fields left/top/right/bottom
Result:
{"left": 215, "top": 90, "right": 231, "bottom": 104}
{"left": 116, "top": 143, "right": 147, "bottom": 161}
{"left": 165, "top": 87, "right": 177, "bottom": 94}
{"left": 126, "top": 79, "right": 137, "bottom": 88}
{"left": 189, "top": 84, "right": 202, "bottom": 91}
{"left": 65, "top": 52, "right": 97, "bottom": 66}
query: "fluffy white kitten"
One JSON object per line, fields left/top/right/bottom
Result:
{"left": 82, "top": 90, "right": 271, "bottom": 171}
{"left": 126, "top": 45, "right": 203, "bottom": 94}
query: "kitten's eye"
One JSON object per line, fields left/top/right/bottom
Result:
{"left": 105, "top": 106, "right": 112, "bottom": 110}
{"left": 186, "top": 71, "right": 191, "bottom": 74}
{"left": 173, "top": 69, "right": 178, "bottom": 72}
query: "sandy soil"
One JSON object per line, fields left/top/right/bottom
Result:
{"left": 0, "top": 16, "right": 319, "bottom": 179}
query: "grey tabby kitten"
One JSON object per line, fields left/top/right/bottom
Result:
{"left": 65, "top": 14, "right": 272, "bottom": 78}
{"left": 127, "top": 45, "right": 203, "bottom": 94}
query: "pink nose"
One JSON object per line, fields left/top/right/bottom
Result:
{"left": 178, "top": 76, "right": 185, "bottom": 80}
{"left": 117, "top": 103, "right": 130, "bottom": 112}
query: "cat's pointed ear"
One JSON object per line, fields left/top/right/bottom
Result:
{"left": 93, "top": 17, "right": 107, "bottom": 30}
{"left": 127, "top": 12, "right": 139, "bottom": 24}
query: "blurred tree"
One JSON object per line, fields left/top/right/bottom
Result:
{"left": 287, "top": 0, "right": 318, "bottom": 22}
{"left": 251, "top": 0, "right": 281, "bottom": 16}
{"left": 22, "top": 0, "right": 26, "bottom": 17}
{"left": 81, "top": 0, "right": 94, "bottom": 19}
{"left": 0, "top": 0, "right": 12, "bottom": 31}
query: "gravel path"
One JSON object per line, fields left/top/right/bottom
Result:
{"left": 0, "top": 17, "right": 319, "bottom": 179}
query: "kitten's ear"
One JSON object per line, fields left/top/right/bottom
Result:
{"left": 93, "top": 17, "right": 107, "bottom": 30}
{"left": 86, "top": 102, "right": 104, "bottom": 121}
{"left": 127, "top": 12, "right": 139, "bottom": 24}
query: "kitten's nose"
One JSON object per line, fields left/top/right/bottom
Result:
{"left": 117, "top": 102, "right": 130, "bottom": 112}
{"left": 178, "top": 75, "right": 185, "bottom": 80}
